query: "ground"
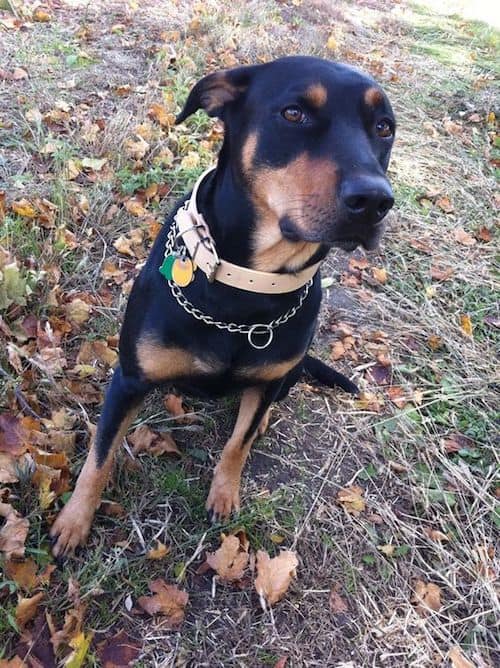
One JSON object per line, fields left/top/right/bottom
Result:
{"left": 0, "top": 0, "right": 498, "bottom": 666}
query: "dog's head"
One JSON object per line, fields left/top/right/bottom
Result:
{"left": 177, "top": 56, "right": 395, "bottom": 270}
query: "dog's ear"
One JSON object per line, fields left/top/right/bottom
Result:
{"left": 176, "top": 65, "right": 260, "bottom": 123}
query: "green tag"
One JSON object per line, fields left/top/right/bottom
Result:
{"left": 159, "top": 254, "right": 176, "bottom": 280}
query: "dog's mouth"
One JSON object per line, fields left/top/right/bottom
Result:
{"left": 279, "top": 217, "right": 382, "bottom": 252}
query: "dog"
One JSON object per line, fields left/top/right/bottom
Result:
{"left": 50, "top": 56, "right": 395, "bottom": 557}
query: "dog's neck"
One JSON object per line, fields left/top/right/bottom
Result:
{"left": 195, "top": 163, "right": 329, "bottom": 274}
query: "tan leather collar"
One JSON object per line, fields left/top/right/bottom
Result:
{"left": 174, "top": 167, "right": 321, "bottom": 294}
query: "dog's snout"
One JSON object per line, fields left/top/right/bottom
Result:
{"left": 341, "top": 176, "right": 394, "bottom": 223}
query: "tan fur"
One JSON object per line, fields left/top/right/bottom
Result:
{"left": 249, "top": 155, "right": 337, "bottom": 272}
{"left": 239, "top": 353, "right": 304, "bottom": 382}
{"left": 136, "top": 338, "right": 220, "bottom": 382}
{"left": 364, "top": 86, "right": 384, "bottom": 107}
{"left": 304, "top": 83, "right": 327, "bottom": 108}
{"left": 50, "top": 409, "right": 138, "bottom": 556}
{"left": 206, "top": 387, "right": 263, "bottom": 518}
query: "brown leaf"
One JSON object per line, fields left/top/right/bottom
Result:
{"left": 33, "top": 7, "right": 52, "bottom": 22}
{"left": 124, "top": 198, "right": 148, "bottom": 217}
{"left": 0, "top": 656, "right": 26, "bottom": 667}
{"left": 387, "top": 386, "right": 409, "bottom": 409}
{"left": 349, "top": 256, "right": 370, "bottom": 271}
{"left": 436, "top": 196, "right": 454, "bottom": 213}
{"left": 65, "top": 298, "right": 92, "bottom": 326}
{"left": 4, "top": 558, "right": 39, "bottom": 591}
{"left": 427, "top": 334, "right": 443, "bottom": 351}
{"left": 430, "top": 264, "right": 454, "bottom": 281}
{"left": 448, "top": 646, "right": 475, "bottom": 668}
{"left": 371, "top": 267, "right": 387, "bottom": 284}
{"left": 330, "top": 340, "right": 346, "bottom": 361}
{"left": 443, "top": 433, "right": 475, "bottom": 454}
{"left": 459, "top": 314, "right": 473, "bottom": 337}
{"left": 205, "top": 533, "right": 249, "bottom": 583}
{"left": 163, "top": 394, "right": 186, "bottom": 419}
{"left": 128, "top": 425, "right": 180, "bottom": 457}
{"left": 0, "top": 502, "right": 29, "bottom": 559}
{"left": 368, "top": 364, "right": 391, "bottom": 385}
{"left": 254, "top": 550, "right": 298, "bottom": 608}
{"left": 329, "top": 584, "right": 349, "bottom": 613}
{"left": 148, "top": 103, "right": 174, "bottom": 128}
{"left": 12, "top": 67, "right": 28, "bottom": 80}
{"left": 273, "top": 657, "right": 288, "bottom": 668}
{"left": 423, "top": 527, "right": 450, "bottom": 543}
{"left": 453, "top": 228, "right": 476, "bottom": 246}
{"left": 355, "top": 391, "right": 384, "bottom": 413}
{"left": 48, "top": 577, "right": 86, "bottom": 651}
{"left": 11, "top": 198, "right": 37, "bottom": 218}
{"left": 0, "top": 414, "right": 28, "bottom": 455}
{"left": 412, "top": 579, "right": 442, "bottom": 616}
{"left": 476, "top": 226, "right": 492, "bottom": 242}
{"left": 337, "top": 486, "right": 365, "bottom": 515}
{"left": 137, "top": 579, "right": 188, "bottom": 627}
{"left": 0, "top": 452, "right": 20, "bottom": 483}
{"left": 146, "top": 540, "right": 170, "bottom": 560}
{"left": 97, "top": 629, "right": 142, "bottom": 668}
{"left": 16, "top": 592, "right": 44, "bottom": 629}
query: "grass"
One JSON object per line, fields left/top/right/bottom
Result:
{"left": 0, "top": 0, "right": 499, "bottom": 665}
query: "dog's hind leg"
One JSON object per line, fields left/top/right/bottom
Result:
{"left": 50, "top": 367, "right": 149, "bottom": 557}
{"left": 206, "top": 381, "right": 282, "bottom": 523}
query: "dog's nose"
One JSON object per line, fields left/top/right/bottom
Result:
{"left": 341, "top": 176, "right": 394, "bottom": 222}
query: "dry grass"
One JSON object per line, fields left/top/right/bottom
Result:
{"left": 0, "top": 0, "right": 498, "bottom": 666}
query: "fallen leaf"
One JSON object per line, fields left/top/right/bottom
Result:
{"left": 368, "top": 364, "right": 391, "bottom": 385}
{"left": 205, "top": 532, "right": 249, "bottom": 583}
{"left": 459, "top": 314, "right": 473, "bottom": 337}
{"left": 443, "top": 433, "right": 475, "bottom": 454}
{"left": 33, "top": 7, "right": 52, "bottom": 22}
{"left": 5, "top": 558, "right": 39, "bottom": 590}
{"left": 448, "top": 646, "right": 475, "bottom": 668}
{"left": 453, "top": 228, "right": 476, "bottom": 246}
{"left": 337, "top": 486, "right": 365, "bottom": 515}
{"left": 96, "top": 629, "right": 142, "bottom": 668}
{"left": 147, "top": 540, "right": 170, "bottom": 560}
{"left": 48, "top": 578, "right": 87, "bottom": 651}
{"left": 0, "top": 452, "right": 20, "bottom": 483}
{"left": 254, "top": 550, "right": 298, "bottom": 608}
{"left": 371, "top": 267, "right": 387, "bottom": 284}
{"left": 476, "top": 226, "right": 492, "bottom": 242}
{"left": 11, "top": 198, "right": 37, "bottom": 218}
{"left": 12, "top": 67, "right": 28, "bottom": 80}
{"left": 163, "top": 394, "right": 186, "bottom": 419}
{"left": 16, "top": 592, "right": 44, "bottom": 629}
{"left": 65, "top": 631, "right": 93, "bottom": 668}
{"left": 0, "top": 502, "right": 29, "bottom": 558}
{"left": 326, "top": 34, "right": 337, "bottom": 51}
{"left": 329, "top": 584, "right": 349, "bottom": 613}
{"left": 180, "top": 151, "right": 200, "bottom": 169}
{"left": 377, "top": 544, "right": 395, "bottom": 557}
{"left": 349, "top": 256, "right": 369, "bottom": 271}
{"left": 66, "top": 298, "right": 92, "bottom": 326}
{"left": 427, "top": 334, "right": 443, "bottom": 351}
{"left": 412, "top": 579, "right": 442, "bottom": 616}
{"left": 330, "top": 340, "right": 346, "bottom": 361}
{"left": 81, "top": 157, "right": 107, "bottom": 171}
{"left": 436, "top": 196, "right": 454, "bottom": 213}
{"left": 423, "top": 527, "right": 450, "bottom": 543}
{"left": 430, "top": 264, "right": 454, "bottom": 281}
{"left": 137, "top": 579, "right": 188, "bottom": 627}
{"left": 148, "top": 103, "right": 174, "bottom": 128}
{"left": 355, "top": 391, "right": 384, "bottom": 413}
{"left": 273, "top": 658, "right": 288, "bottom": 668}
{"left": 128, "top": 425, "right": 180, "bottom": 457}
{"left": 387, "top": 385, "right": 408, "bottom": 408}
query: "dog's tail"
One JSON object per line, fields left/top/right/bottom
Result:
{"left": 303, "top": 354, "right": 359, "bottom": 395}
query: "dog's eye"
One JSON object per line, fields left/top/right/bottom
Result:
{"left": 376, "top": 119, "right": 393, "bottom": 138}
{"left": 281, "top": 106, "right": 306, "bottom": 123}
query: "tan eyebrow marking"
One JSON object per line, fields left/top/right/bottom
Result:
{"left": 364, "top": 87, "right": 384, "bottom": 107}
{"left": 304, "top": 83, "right": 328, "bottom": 108}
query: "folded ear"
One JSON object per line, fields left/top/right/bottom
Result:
{"left": 175, "top": 65, "right": 260, "bottom": 123}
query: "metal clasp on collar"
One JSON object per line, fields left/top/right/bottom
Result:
{"left": 247, "top": 324, "right": 274, "bottom": 349}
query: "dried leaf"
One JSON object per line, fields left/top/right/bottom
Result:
{"left": 128, "top": 425, "right": 180, "bottom": 457}
{"left": 124, "top": 198, "right": 147, "bottom": 217}
{"left": 0, "top": 452, "right": 20, "bottom": 483}
{"left": 66, "top": 298, "right": 92, "bottom": 326}
{"left": 348, "top": 256, "right": 369, "bottom": 271}
{"left": 16, "top": 592, "right": 44, "bottom": 629}
{"left": 337, "top": 486, "right": 365, "bottom": 515}
{"left": 11, "top": 198, "right": 37, "bottom": 218}
{"left": 377, "top": 544, "right": 395, "bottom": 557}
{"left": 205, "top": 533, "right": 249, "bottom": 583}
{"left": 387, "top": 386, "right": 408, "bottom": 408}
{"left": 436, "top": 196, "right": 454, "bottom": 213}
{"left": 430, "top": 264, "right": 454, "bottom": 281}
{"left": 0, "top": 502, "right": 29, "bottom": 558}
{"left": 453, "top": 228, "right": 476, "bottom": 246}
{"left": 355, "top": 391, "right": 384, "bottom": 413}
{"left": 423, "top": 527, "right": 450, "bottom": 543}
{"left": 65, "top": 631, "right": 93, "bottom": 668}
{"left": 427, "top": 334, "right": 443, "bottom": 351}
{"left": 326, "top": 34, "right": 337, "bottom": 51}
{"left": 371, "top": 267, "right": 387, "bottom": 284}
{"left": 254, "top": 550, "right": 298, "bottom": 608}
{"left": 147, "top": 540, "right": 170, "bottom": 560}
{"left": 137, "top": 579, "right": 188, "bottom": 627}
{"left": 459, "top": 314, "right": 473, "bottom": 337}
{"left": 329, "top": 584, "right": 348, "bottom": 613}
{"left": 4, "top": 558, "right": 39, "bottom": 590}
{"left": 476, "top": 226, "right": 492, "bottom": 242}
{"left": 148, "top": 103, "right": 174, "bottom": 128}
{"left": 33, "top": 7, "right": 52, "bottom": 22}
{"left": 412, "top": 579, "right": 442, "bottom": 616}
{"left": 96, "top": 629, "right": 142, "bottom": 668}
{"left": 448, "top": 646, "right": 475, "bottom": 668}
{"left": 81, "top": 157, "right": 107, "bottom": 171}
{"left": 163, "top": 394, "right": 185, "bottom": 419}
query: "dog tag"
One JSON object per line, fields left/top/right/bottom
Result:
{"left": 159, "top": 254, "right": 176, "bottom": 281}
{"left": 172, "top": 257, "right": 194, "bottom": 287}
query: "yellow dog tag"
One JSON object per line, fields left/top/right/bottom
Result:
{"left": 172, "top": 257, "right": 194, "bottom": 287}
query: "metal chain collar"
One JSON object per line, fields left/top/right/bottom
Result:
{"left": 163, "top": 220, "right": 313, "bottom": 349}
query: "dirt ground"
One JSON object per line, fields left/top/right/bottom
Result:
{"left": 0, "top": 0, "right": 498, "bottom": 666}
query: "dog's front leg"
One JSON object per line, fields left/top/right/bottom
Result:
{"left": 50, "top": 367, "right": 149, "bottom": 557}
{"left": 206, "top": 382, "right": 281, "bottom": 523}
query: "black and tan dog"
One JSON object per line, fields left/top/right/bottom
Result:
{"left": 51, "top": 56, "right": 395, "bottom": 556}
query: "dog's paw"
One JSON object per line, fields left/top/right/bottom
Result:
{"left": 206, "top": 468, "right": 240, "bottom": 524}
{"left": 50, "top": 500, "right": 94, "bottom": 558}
